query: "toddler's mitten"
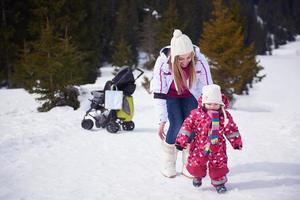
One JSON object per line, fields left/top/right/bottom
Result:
{"left": 227, "top": 133, "right": 243, "bottom": 150}
{"left": 175, "top": 134, "right": 189, "bottom": 151}
{"left": 175, "top": 144, "right": 184, "bottom": 151}
{"left": 234, "top": 144, "right": 242, "bottom": 150}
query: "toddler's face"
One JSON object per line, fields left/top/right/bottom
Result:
{"left": 204, "top": 103, "right": 221, "bottom": 110}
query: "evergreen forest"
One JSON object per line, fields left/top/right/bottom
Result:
{"left": 1, "top": 0, "right": 299, "bottom": 110}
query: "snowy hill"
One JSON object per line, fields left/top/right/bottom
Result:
{"left": 1, "top": 37, "right": 300, "bottom": 200}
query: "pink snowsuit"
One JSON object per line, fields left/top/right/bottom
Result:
{"left": 175, "top": 94, "right": 242, "bottom": 186}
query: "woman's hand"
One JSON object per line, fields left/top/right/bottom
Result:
{"left": 158, "top": 122, "right": 166, "bottom": 141}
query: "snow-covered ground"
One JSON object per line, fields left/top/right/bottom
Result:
{"left": 1, "top": 37, "right": 300, "bottom": 200}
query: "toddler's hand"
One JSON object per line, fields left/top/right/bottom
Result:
{"left": 175, "top": 134, "right": 189, "bottom": 151}
{"left": 234, "top": 144, "right": 242, "bottom": 150}
{"left": 175, "top": 143, "right": 184, "bottom": 151}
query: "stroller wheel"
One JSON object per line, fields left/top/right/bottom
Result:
{"left": 81, "top": 119, "right": 94, "bottom": 130}
{"left": 122, "top": 121, "right": 135, "bottom": 131}
{"left": 106, "top": 121, "right": 120, "bottom": 133}
{"left": 95, "top": 120, "right": 101, "bottom": 128}
{"left": 95, "top": 120, "right": 106, "bottom": 128}
{"left": 95, "top": 114, "right": 108, "bottom": 128}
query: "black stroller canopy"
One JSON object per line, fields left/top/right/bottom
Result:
{"left": 112, "top": 66, "right": 135, "bottom": 86}
{"left": 105, "top": 66, "right": 144, "bottom": 96}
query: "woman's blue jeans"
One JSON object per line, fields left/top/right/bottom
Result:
{"left": 165, "top": 95, "right": 198, "bottom": 144}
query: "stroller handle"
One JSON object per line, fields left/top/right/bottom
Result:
{"left": 134, "top": 67, "right": 144, "bottom": 81}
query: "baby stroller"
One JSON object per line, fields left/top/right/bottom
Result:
{"left": 81, "top": 66, "right": 144, "bottom": 133}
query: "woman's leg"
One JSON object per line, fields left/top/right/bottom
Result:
{"left": 181, "top": 96, "right": 198, "bottom": 142}
{"left": 161, "top": 97, "right": 183, "bottom": 177}
{"left": 181, "top": 96, "right": 198, "bottom": 177}
{"left": 165, "top": 97, "right": 184, "bottom": 144}
{"left": 182, "top": 95, "right": 198, "bottom": 118}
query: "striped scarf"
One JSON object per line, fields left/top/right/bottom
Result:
{"left": 204, "top": 110, "right": 220, "bottom": 155}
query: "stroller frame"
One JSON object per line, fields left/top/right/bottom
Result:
{"left": 81, "top": 66, "right": 144, "bottom": 133}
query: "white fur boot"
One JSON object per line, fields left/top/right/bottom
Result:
{"left": 182, "top": 145, "right": 193, "bottom": 178}
{"left": 161, "top": 141, "right": 177, "bottom": 178}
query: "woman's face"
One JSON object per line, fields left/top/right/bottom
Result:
{"left": 178, "top": 52, "right": 193, "bottom": 68}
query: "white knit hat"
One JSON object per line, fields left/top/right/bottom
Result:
{"left": 202, "top": 84, "right": 229, "bottom": 126}
{"left": 202, "top": 84, "right": 224, "bottom": 106}
{"left": 170, "top": 29, "right": 194, "bottom": 63}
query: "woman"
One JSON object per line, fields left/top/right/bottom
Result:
{"left": 151, "top": 29, "right": 213, "bottom": 178}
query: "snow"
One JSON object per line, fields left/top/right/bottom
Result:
{"left": 1, "top": 37, "right": 300, "bottom": 200}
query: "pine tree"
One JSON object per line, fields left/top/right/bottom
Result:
{"left": 294, "top": 0, "right": 300, "bottom": 33}
{"left": 200, "top": 0, "right": 264, "bottom": 101}
{"left": 156, "top": 1, "right": 180, "bottom": 49}
{"left": 112, "top": 0, "right": 139, "bottom": 66}
{"left": 257, "top": 0, "right": 297, "bottom": 48}
{"left": 139, "top": 9, "right": 158, "bottom": 70}
{"left": 177, "top": 0, "right": 212, "bottom": 43}
{"left": 229, "top": 0, "right": 269, "bottom": 55}
{"left": 28, "top": 0, "right": 97, "bottom": 82}
{"left": 0, "top": 0, "right": 14, "bottom": 87}
{"left": 112, "top": 36, "right": 134, "bottom": 68}
{"left": 0, "top": 0, "right": 31, "bottom": 88}
{"left": 14, "top": 21, "right": 85, "bottom": 111}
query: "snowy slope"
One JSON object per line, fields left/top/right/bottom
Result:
{"left": 1, "top": 38, "right": 300, "bottom": 200}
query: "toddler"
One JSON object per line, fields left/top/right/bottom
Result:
{"left": 175, "top": 84, "right": 242, "bottom": 193}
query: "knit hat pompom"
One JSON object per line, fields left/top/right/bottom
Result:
{"left": 173, "top": 29, "right": 182, "bottom": 38}
{"left": 170, "top": 29, "right": 194, "bottom": 63}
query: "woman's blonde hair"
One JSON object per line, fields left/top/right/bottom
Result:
{"left": 170, "top": 52, "right": 197, "bottom": 94}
